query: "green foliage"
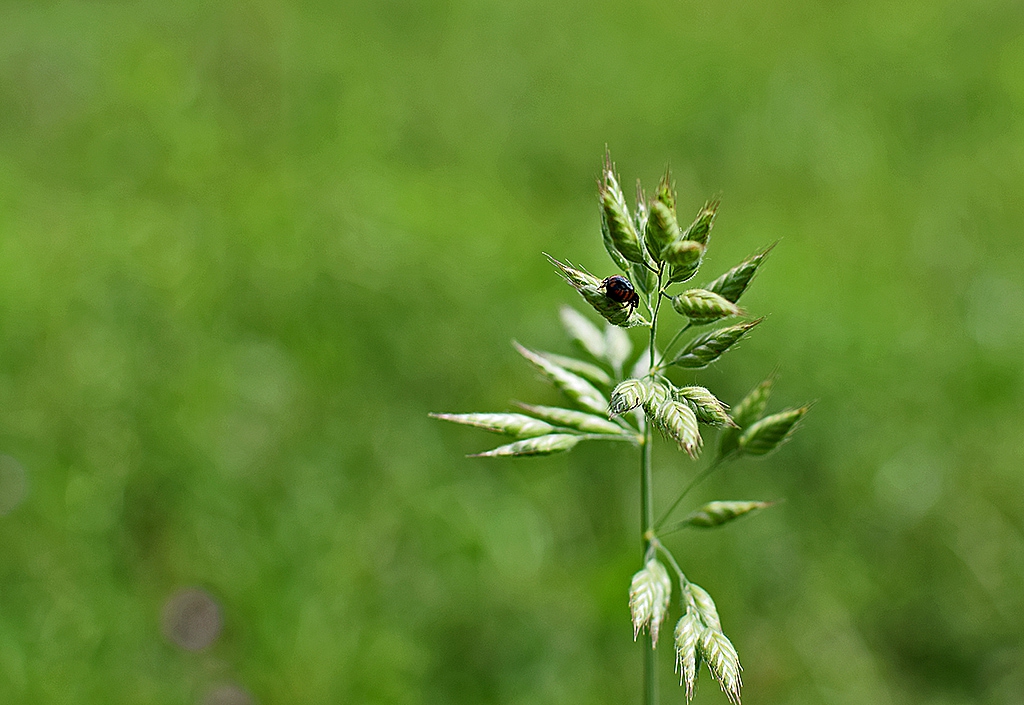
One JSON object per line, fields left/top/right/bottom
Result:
{"left": 2, "top": 2, "right": 1023, "bottom": 704}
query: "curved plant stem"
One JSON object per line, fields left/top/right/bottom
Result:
{"left": 657, "top": 320, "right": 693, "bottom": 368}
{"left": 654, "top": 455, "right": 725, "bottom": 531}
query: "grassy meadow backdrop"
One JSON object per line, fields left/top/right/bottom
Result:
{"left": 1, "top": 0, "right": 1023, "bottom": 703}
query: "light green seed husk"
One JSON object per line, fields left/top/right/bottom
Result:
{"left": 685, "top": 582, "right": 722, "bottom": 632}
{"left": 605, "top": 324, "right": 632, "bottom": 374}
{"left": 645, "top": 199, "right": 681, "bottom": 261}
{"left": 537, "top": 351, "right": 613, "bottom": 388}
{"left": 629, "top": 558, "right": 672, "bottom": 647}
{"left": 682, "top": 199, "right": 719, "bottom": 246}
{"left": 705, "top": 242, "right": 776, "bottom": 304}
{"left": 665, "top": 240, "right": 705, "bottom": 284}
{"left": 674, "top": 609, "right": 702, "bottom": 701}
{"left": 429, "top": 412, "right": 556, "bottom": 438}
{"left": 514, "top": 341, "right": 609, "bottom": 416}
{"left": 468, "top": 433, "right": 581, "bottom": 458}
{"left": 738, "top": 405, "right": 809, "bottom": 456}
{"left": 681, "top": 500, "right": 773, "bottom": 528}
{"left": 718, "top": 371, "right": 777, "bottom": 458}
{"left": 609, "top": 378, "right": 647, "bottom": 417}
{"left": 671, "top": 289, "right": 745, "bottom": 323}
{"left": 559, "top": 305, "right": 607, "bottom": 360}
{"left": 675, "top": 386, "right": 735, "bottom": 427}
{"left": 653, "top": 399, "right": 702, "bottom": 458}
{"left": 600, "top": 160, "right": 648, "bottom": 265}
{"left": 640, "top": 378, "right": 672, "bottom": 416}
{"left": 670, "top": 319, "right": 763, "bottom": 369}
{"left": 699, "top": 626, "right": 742, "bottom": 705}
{"left": 514, "top": 402, "right": 628, "bottom": 436}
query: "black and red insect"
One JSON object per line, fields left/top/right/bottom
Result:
{"left": 601, "top": 275, "right": 640, "bottom": 313}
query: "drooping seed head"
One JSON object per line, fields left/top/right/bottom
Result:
{"left": 609, "top": 379, "right": 647, "bottom": 417}
{"left": 674, "top": 609, "right": 702, "bottom": 701}
{"left": 675, "top": 386, "right": 735, "bottom": 427}
{"left": 629, "top": 558, "right": 672, "bottom": 646}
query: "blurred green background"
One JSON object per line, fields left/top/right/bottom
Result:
{"left": 2, "top": 0, "right": 1024, "bottom": 703}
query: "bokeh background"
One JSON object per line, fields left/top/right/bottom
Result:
{"left": 2, "top": 0, "right": 1024, "bottom": 703}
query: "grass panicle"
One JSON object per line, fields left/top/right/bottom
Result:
{"left": 433, "top": 151, "right": 812, "bottom": 705}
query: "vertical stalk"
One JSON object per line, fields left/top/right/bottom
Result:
{"left": 641, "top": 272, "right": 663, "bottom": 705}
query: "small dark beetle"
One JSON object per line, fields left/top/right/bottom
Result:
{"left": 601, "top": 275, "right": 640, "bottom": 312}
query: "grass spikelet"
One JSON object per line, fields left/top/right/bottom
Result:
{"left": 670, "top": 319, "right": 763, "bottom": 369}
{"left": 685, "top": 582, "right": 722, "bottom": 632}
{"left": 699, "top": 627, "right": 743, "bottom": 705}
{"left": 676, "top": 386, "right": 735, "bottom": 427}
{"left": 468, "top": 433, "right": 581, "bottom": 458}
{"left": 536, "top": 351, "right": 612, "bottom": 388}
{"left": 629, "top": 559, "right": 672, "bottom": 646}
{"left": 600, "top": 154, "right": 648, "bottom": 265}
{"left": 609, "top": 379, "right": 646, "bottom": 417}
{"left": 666, "top": 240, "right": 705, "bottom": 283}
{"left": 514, "top": 402, "right": 629, "bottom": 436}
{"left": 682, "top": 199, "right": 719, "bottom": 246}
{"left": 428, "top": 412, "right": 555, "bottom": 438}
{"left": 653, "top": 400, "right": 702, "bottom": 458}
{"left": 738, "top": 405, "right": 810, "bottom": 456}
{"left": 671, "top": 289, "right": 745, "bottom": 323}
{"left": 559, "top": 305, "right": 607, "bottom": 360}
{"left": 645, "top": 199, "right": 681, "bottom": 260}
{"left": 705, "top": 242, "right": 777, "bottom": 304}
{"left": 718, "top": 371, "right": 777, "bottom": 458}
{"left": 514, "top": 341, "right": 608, "bottom": 416}
{"left": 674, "top": 609, "right": 702, "bottom": 701}
{"left": 681, "top": 500, "right": 773, "bottom": 529}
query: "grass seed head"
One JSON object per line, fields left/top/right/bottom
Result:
{"left": 671, "top": 289, "right": 745, "bottom": 323}
{"left": 705, "top": 242, "right": 777, "bottom": 304}
{"left": 699, "top": 627, "right": 743, "bottom": 705}
{"left": 429, "top": 412, "right": 556, "bottom": 438}
{"left": 682, "top": 500, "right": 773, "bottom": 528}
{"left": 468, "top": 433, "right": 581, "bottom": 458}
{"left": 514, "top": 341, "right": 609, "bottom": 416}
{"left": 671, "top": 319, "right": 763, "bottom": 369}
{"left": 629, "top": 558, "right": 672, "bottom": 646}
{"left": 738, "top": 405, "right": 810, "bottom": 456}
{"left": 609, "top": 379, "right": 647, "bottom": 417}
{"left": 675, "top": 386, "right": 736, "bottom": 427}
{"left": 666, "top": 240, "right": 705, "bottom": 283}
{"left": 682, "top": 199, "right": 719, "bottom": 246}
{"left": 645, "top": 199, "right": 682, "bottom": 261}
{"left": 653, "top": 399, "right": 702, "bottom": 458}
{"left": 514, "top": 402, "right": 628, "bottom": 436}
{"left": 674, "top": 609, "right": 702, "bottom": 701}
{"left": 600, "top": 157, "right": 648, "bottom": 265}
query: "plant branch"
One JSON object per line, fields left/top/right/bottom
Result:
{"left": 654, "top": 455, "right": 726, "bottom": 531}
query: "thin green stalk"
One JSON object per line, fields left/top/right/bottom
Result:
{"left": 641, "top": 272, "right": 664, "bottom": 705}
{"left": 657, "top": 320, "right": 692, "bottom": 368}
{"left": 654, "top": 455, "right": 725, "bottom": 531}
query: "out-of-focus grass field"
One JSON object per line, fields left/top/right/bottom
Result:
{"left": 2, "top": 1, "right": 1024, "bottom": 703}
